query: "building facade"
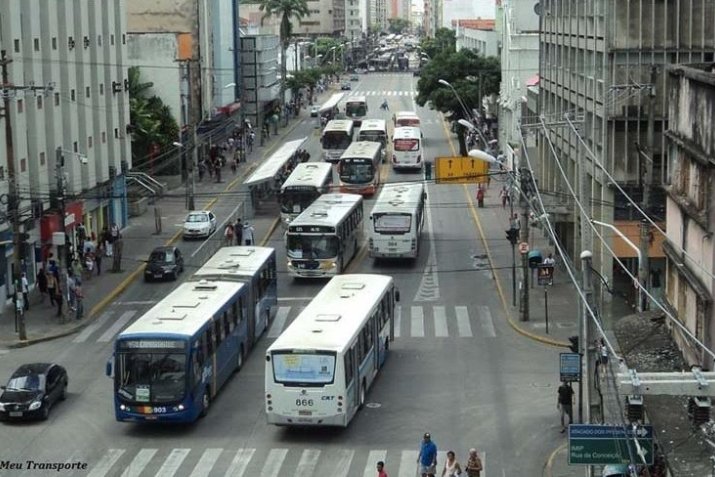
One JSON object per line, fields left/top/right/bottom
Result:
{"left": 664, "top": 63, "right": 715, "bottom": 367}
{"left": 346, "top": 0, "right": 364, "bottom": 43}
{"left": 536, "top": 0, "right": 715, "bottom": 296}
{"left": 0, "top": 0, "right": 131, "bottom": 305}
{"left": 241, "top": 35, "right": 280, "bottom": 132}
{"left": 454, "top": 19, "right": 498, "bottom": 57}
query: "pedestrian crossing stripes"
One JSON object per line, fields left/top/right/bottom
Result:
{"left": 86, "top": 448, "right": 487, "bottom": 477}
{"left": 97, "top": 310, "right": 137, "bottom": 343}
{"left": 347, "top": 90, "right": 416, "bottom": 97}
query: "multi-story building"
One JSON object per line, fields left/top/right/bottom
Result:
{"left": 422, "top": 0, "right": 436, "bottom": 37}
{"left": 346, "top": 0, "right": 363, "bottom": 44}
{"left": 454, "top": 19, "right": 498, "bottom": 57}
{"left": 536, "top": 0, "right": 715, "bottom": 296}
{"left": 0, "top": 0, "right": 131, "bottom": 305}
{"left": 241, "top": 35, "right": 280, "bottom": 132}
{"left": 370, "top": 0, "right": 388, "bottom": 32}
{"left": 664, "top": 63, "right": 715, "bottom": 367}
{"left": 240, "top": 1, "right": 344, "bottom": 37}
{"left": 496, "top": 0, "right": 539, "bottom": 150}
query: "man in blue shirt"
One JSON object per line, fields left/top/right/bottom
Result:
{"left": 417, "top": 432, "right": 437, "bottom": 477}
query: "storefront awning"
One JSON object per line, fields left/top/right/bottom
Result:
{"left": 243, "top": 137, "right": 308, "bottom": 186}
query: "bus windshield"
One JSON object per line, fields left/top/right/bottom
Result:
{"left": 358, "top": 131, "right": 386, "bottom": 144}
{"left": 117, "top": 351, "right": 187, "bottom": 403}
{"left": 346, "top": 102, "right": 367, "bottom": 118}
{"left": 394, "top": 138, "right": 420, "bottom": 151}
{"left": 286, "top": 235, "right": 339, "bottom": 259}
{"left": 280, "top": 188, "right": 320, "bottom": 215}
{"left": 323, "top": 132, "right": 352, "bottom": 150}
{"left": 340, "top": 159, "right": 374, "bottom": 184}
{"left": 271, "top": 351, "right": 336, "bottom": 386}
{"left": 373, "top": 213, "right": 412, "bottom": 233}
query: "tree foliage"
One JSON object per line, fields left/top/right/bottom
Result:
{"left": 388, "top": 18, "right": 410, "bottom": 34}
{"left": 128, "top": 67, "right": 180, "bottom": 172}
{"left": 415, "top": 49, "right": 501, "bottom": 155}
{"left": 418, "top": 28, "right": 456, "bottom": 59}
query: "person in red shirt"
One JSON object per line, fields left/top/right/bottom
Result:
{"left": 377, "top": 461, "right": 388, "bottom": 477}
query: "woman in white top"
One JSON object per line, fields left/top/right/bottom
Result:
{"left": 441, "top": 451, "right": 462, "bottom": 477}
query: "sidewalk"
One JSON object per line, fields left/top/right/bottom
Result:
{"left": 0, "top": 100, "right": 318, "bottom": 348}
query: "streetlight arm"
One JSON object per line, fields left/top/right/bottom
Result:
{"left": 590, "top": 220, "right": 642, "bottom": 265}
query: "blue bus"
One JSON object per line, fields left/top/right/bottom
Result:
{"left": 192, "top": 246, "right": 278, "bottom": 346}
{"left": 108, "top": 280, "right": 249, "bottom": 422}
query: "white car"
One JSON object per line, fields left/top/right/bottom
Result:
{"left": 182, "top": 211, "right": 217, "bottom": 239}
{"left": 310, "top": 105, "right": 320, "bottom": 117}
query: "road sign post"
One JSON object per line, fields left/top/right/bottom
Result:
{"left": 560, "top": 353, "right": 581, "bottom": 382}
{"left": 519, "top": 242, "right": 529, "bottom": 254}
{"left": 434, "top": 156, "right": 489, "bottom": 184}
{"left": 568, "top": 424, "right": 654, "bottom": 465}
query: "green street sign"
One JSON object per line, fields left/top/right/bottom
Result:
{"left": 568, "top": 425, "right": 654, "bottom": 465}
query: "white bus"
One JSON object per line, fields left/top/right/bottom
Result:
{"left": 391, "top": 126, "right": 423, "bottom": 170}
{"left": 368, "top": 182, "right": 426, "bottom": 259}
{"left": 321, "top": 119, "right": 355, "bottom": 162}
{"left": 393, "top": 111, "right": 423, "bottom": 138}
{"left": 278, "top": 162, "right": 334, "bottom": 226}
{"left": 286, "top": 193, "right": 364, "bottom": 278}
{"left": 357, "top": 119, "right": 389, "bottom": 162}
{"left": 338, "top": 141, "right": 383, "bottom": 196}
{"left": 265, "top": 274, "right": 399, "bottom": 427}
{"left": 345, "top": 96, "right": 368, "bottom": 127}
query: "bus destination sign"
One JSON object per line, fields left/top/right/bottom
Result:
{"left": 119, "top": 340, "right": 185, "bottom": 350}
{"left": 289, "top": 226, "right": 335, "bottom": 233}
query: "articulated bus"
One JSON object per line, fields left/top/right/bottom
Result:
{"left": 265, "top": 274, "right": 399, "bottom": 427}
{"left": 286, "top": 193, "right": 364, "bottom": 278}
{"left": 338, "top": 141, "right": 383, "bottom": 196}
{"left": 357, "top": 119, "right": 389, "bottom": 162}
{"left": 278, "top": 162, "right": 334, "bottom": 226}
{"left": 109, "top": 280, "right": 250, "bottom": 422}
{"left": 368, "top": 182, "right": 426, "bottom": 259}
{"left": 391, "top": 126, "right": 423, "bottom": 170}
{"left": 345, "top": 95, "right": 368, "bottom": 127}
{"left": 192, "top": 246, "right": 278, "bottom": 344}
{"left": 321, "top": 120, "right": 355, "bottom": 162}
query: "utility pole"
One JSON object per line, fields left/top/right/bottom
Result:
{"left": 580, "top": 250, "right": 594, "bottom": 425}
{"left": 638, "top": 65, "right": 657, "bottom": 312}
{"left": 188, "top": 127, "right": 197, "bottom": 211}
{"left": 519, "top": 168, "right": 531, "bottom": 322}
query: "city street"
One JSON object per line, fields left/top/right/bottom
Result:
{"left": 0, "top": 72, "right": 562, "bottom": 477}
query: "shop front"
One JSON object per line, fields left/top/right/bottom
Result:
{"left": 40, "top": 201, "right": 84, "bottom": 267}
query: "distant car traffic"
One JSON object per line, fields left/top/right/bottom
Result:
{"left": 0, "top": 363, "right": 68, "bottom": 421}
{"left": 341, "top": 82, "right": 351, "bottom": 90}
{"left": 368, "top": 66, "right": 376, "bottom": 72}
{"left": 310, "top": 105, "right": 320, "bottom": 117}
{"left": 350, "top": 74, "right": 359, "bottom": 81}
{"left": 182, "top": 210, "right": 217, "bottom": 239}
{"left": 144, "top": 245, "right": 184, "bottom": 282}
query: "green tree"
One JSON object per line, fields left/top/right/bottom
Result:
{"left": 128, "top": 67, "right": 180, "bottom": 173}
{"left": 419, "top": 27, "right": 456, "bottom": 59}
{"left": 388, "top": 18, "right": 410, "bottom": 34}
{"left": 260, "top": 0, "right": 310, "bottom": 103}
{"left": 415, "top": 49, "right": 501, "bottom": 156}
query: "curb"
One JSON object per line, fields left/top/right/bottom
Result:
{"left": 542, "top": 442, "right": 568, "bottom": 477}
{"left": 7, "top": 116, "right": 306, "bottom": 348}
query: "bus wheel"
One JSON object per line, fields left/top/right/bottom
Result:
{"left": 199, "top": 392, "right": 210, "bottom": 418}
{"left": 237, "top": 346, "right": 245, "bottom": 371}
{"left": 359, "top": 381, "right": 366, "bottom": 408}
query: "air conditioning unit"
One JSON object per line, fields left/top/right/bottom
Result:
{"left": 68, "top": 37, "right": 76, "bottom": 50}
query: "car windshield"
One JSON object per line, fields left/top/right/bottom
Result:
{"left": 186, "top": 214, "right": 208, "bottom": 223}
{"left": 149, "top": 251, "right": 174, "bottom": 263}
{"left": 116, "top": 352, "right": 187, "bottom": 404}
{"left": 286, "top": 234, "right": 339, "bottom": 259}
{"left": 7, "top": 373, "right": 46, "bottom": 391}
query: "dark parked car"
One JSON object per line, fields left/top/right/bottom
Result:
{"left": 413, "top": 70, "right": 421, "bottom": 77}
{"left": 341, "top": 82, "right": 351, "bottom": 90}
{"left": 350, "top": 74, "right": 359, "bottom": 81}
{"left": 144, "top": 246, "right": 184, "bottom": 281}
{"left": 0, "top": 363, "right": 68, "bottom": 421}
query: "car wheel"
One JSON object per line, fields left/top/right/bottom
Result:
{"left": 199, "top": 391, "right": 210, "bottom": 418}
{"left": 59, "top": 381, "right": 67, "bottom": 401}
{"left": 171, "top": 270, "right": 178, "bottom": 281}
{"left": 40, "top": 405, "right": 50, "bottom": 421}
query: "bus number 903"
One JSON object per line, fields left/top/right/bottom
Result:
{"left": 295, "top": 399, "right": 314, "bottom": 407}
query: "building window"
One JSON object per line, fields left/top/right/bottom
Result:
{"left": 85, "top": 86, "right": 91, "bottom": 98}
{"left": 71, "top": 89, "right": 76, "bottom": 101}
{"left": 0, "top": 167, "right": 4, "bottom": 180}
{"left": 39, "top": 152, "right": 46, "bottom": 166}
{"left": 52, "top": 37, "right": 58, "bottom": 50}
{"left": 13, "top": 39, "right": 20, "bottom": 53}
{"left": 114, "top": 128, "right": 119, "bottom": 139}
{"left": 17, "top": 99, "right": 23, "bottom": 113}
{"left": 54, "top": 92, "right": 60, "bottom": 106}
{"left": 99, "top": 83, "right": 104, "bottom": 95}
{"left": 37, "top": 96, "right": 43, "bottom": 109}
{"left": 97, "top": 35, "right": 102, "bottom": 46}
{"left": 110, "top": 34, "right": 115, "bottom": 45}
{"left": 88, "top": 136, "right": 93, "bottom": 148}
{"left": 73, "top": 141, "right": 78, "bottom": 153}
{"left": 34, "top": 38, "right": 40, "bottom": 52}
{"left": 20, "top": 158, "right": 27, "bottom": 172}
{"left": 102, "top": 131, "right": 107, "bottom": 143}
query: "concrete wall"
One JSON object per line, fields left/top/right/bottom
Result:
{"left": 456, "top": 27, "right": 498, "bottom": 56}
{"left": 125, "top": 0, "right": 196, "bottom": 32}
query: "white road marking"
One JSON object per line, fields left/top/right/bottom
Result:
{"left": 478, "top": 305, "right": 497, "bottom": 338}
{"left": 455, "top": 306, "right": 473, "bottom": 338}
{"left": 394, "top": 305, "right": 402, "bottom": 338}
{"left": 433, "top": 306, "right": 448, "bottom": 337}
{"left": 121, "top": 449, "right": 158, "bottom": 477}
{"left": 259, "top": 449, "right": 288, "bottom": 477}
{"left": 97, "top": 310, "right": 137, "bottom": 342}
{"left": 323, "top": 449, "right": 354, "bottom": 477}
{"left": 224, "top": 448, "right": 256, "bottom": 477}
{"left": 189, "top": 448, "right": 223, "bottom": 477}
{"left": 276, "top": 297, "right": 312, "bottom": 302}
{"left": 156, "top": 449, "right": 190, "bottom": 477}
{"left": 363, "top": 450, "right": 387, "bottom": 477}
{"left": 294, "top": 449, "right": 321, "bottom": 477}
{"left": 267, "top": 306, "right": 290, "bottom": 338}
{"left": 411, "top": 306, "right": 424, "bottom": 337}
{"left": 72, "top": 311, "right": 113, "bottom": 343}
{"left": 398, "top": 450, "right": 419, "bottom": 477}
{"left": 87, "top": 449, "right": 125, "bottom": 477}
{"left": 413, "top": 184, "right": 440, "bottom": 301}
{"left": 114, "top": 301, "right": 157, "bottom": 306}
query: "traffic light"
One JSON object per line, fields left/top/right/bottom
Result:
{"left": 568, "top": 335, "right": 579, "bottom": 354}
{"left": 424, "top": 162, "right": 432, "bottom": 181}
{"left": 506, "top": 228, "right": 518, "bottom": 245}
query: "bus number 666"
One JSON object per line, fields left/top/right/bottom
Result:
{"left": 295, "top": 398, "right": 314, "bottom": 406}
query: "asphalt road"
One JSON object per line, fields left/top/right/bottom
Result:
{"left": 0, "top": 71, "right": 560, "bottom": 477}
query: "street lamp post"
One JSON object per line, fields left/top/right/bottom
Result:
{"left": 173, "top": 141, "right": 195, "bottom": 210}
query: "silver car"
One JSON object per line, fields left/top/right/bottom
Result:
{"left": 182, "top": 211, "right": 217, "bottom": 239}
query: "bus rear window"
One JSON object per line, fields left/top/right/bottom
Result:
{"left": 271, "top": 351, "right": 336, "bottom": 386}
{"left": 397, "top": 118, "right": 420, "bottom": 127}
{"left": 394, "top": 139, "right": 420, "bottom": 151}
{"left": 373, "top": 213, "right": 411, "bottom": 233}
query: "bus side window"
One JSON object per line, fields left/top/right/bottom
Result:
{"left": 357, "top": 332, "right": 366, "bottom": 364}
{"left": 223, "top": 310, "right": 232, "bottom": 335}
{"left": 231, "top": 301, "right": 239, "bottom": 327}
{"left": 191, "top": 345, "right": 202, "bottom": 387}
{"left": 238, "top": 297, "right": 245, "bottom": 323}
{"left": 214, "top": 319, "right": 223, "bottom": 347}
{"left": 205, "top": 326, "right": 214, "bottom": 356}
{"left": 345, "top": 347, "right": 355, "bottom": 385}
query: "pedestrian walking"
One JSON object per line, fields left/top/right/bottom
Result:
{"left": 441, "top": 451, "right": 462, "bottom": 477}
{"left": 464, "top": 449, "right": 483, "bottom": 477}
{"left": 37, "top": 268, "right": 48, "bottom": 303}
{"left": 242, "top": 221, "right": 255, "bottom": 246}
{"left": 84, "top": 252, "right": 94, "bottom": 280}
{"left": 224, "top": 223, "right": 235, "bottom": 246}
{"left": 234, "top": 218, "right": 243, "bottom": 245}
{"left": 597, "top": 338, "right": 609, "bottom": 376}
{"left": 75, "top": 279, "right": 84, "bottom": 320}
{"left": 557, "top": 381, "right": 575, "bottom": 433}
{"left": 95, "top": 246, "right": 103, "bottom": 275}
{"left": 376, "top": 461, "right": 388, "bottom": 477}
{"left": 67, "top": 273, "right": 77, "bottom": 313}
{"left": 476, "top": 186, "right": 485, "bottom": 208}
{"left": 47, "top": 267, "right": 57, "bottom": 306}
{"left": 499, "top": 186, "right": 510, "bottom": 209}
{"left": 20, "top": 272, "right": 29, "bottom": 311}
{"left": 417, "top": 433, "right": 438, "bottom": 477}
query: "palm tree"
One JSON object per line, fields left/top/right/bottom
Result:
{"left": 260, "top": 0, "right": 310, "bottom": 105}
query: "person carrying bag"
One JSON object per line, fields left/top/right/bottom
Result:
{"left": 464, "top": 449, "right": 483, "bottom": 477}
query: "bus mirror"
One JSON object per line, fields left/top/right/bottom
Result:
{"left": 105, "top": 357, "right": 114, "bottom": 378}
{"left": 395, "top": 290, "right": 401, "bottom": 302}
{"left": 423, "top": 192, "right": 427, "bottom": 200}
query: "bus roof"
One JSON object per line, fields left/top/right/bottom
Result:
{"left": 288, "top": 193, "right": 362, "bottom": 231}
{"left": 369, "top": 182, "right": 425, "bottom": 216}
{"left": 118, "top": 281, "right": 246, "bottom": 340}
{"left": 393, "top": 126, "right": 421, "bottom": 140}
{"left": 359, "top": 119, "right": 387, "bottom": 132}
{"left": 341, "top": 141, "right": 382, "bottom": 159}
{"left": 268, "top": 274, "right": 394, "bottom": 353}
{"left": 280, "top": 162, "right": 333, "bottom": 191}
{"left": 345, "top": 95, "right": 367, "bottom": 103}
{"left": 395, "top": 111, "right": 419, "bottom": 119}
{"left": 319, "top": 93, "right": 345, "bottom": 113}
{"left": 323, "top": 119, "right": 354, "bottom": 133}
{"left": 192, "top": 246, "right": 276, "bottom": 282}
{"left": 244, "top": 137, "right": 307, "bottom": 186}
